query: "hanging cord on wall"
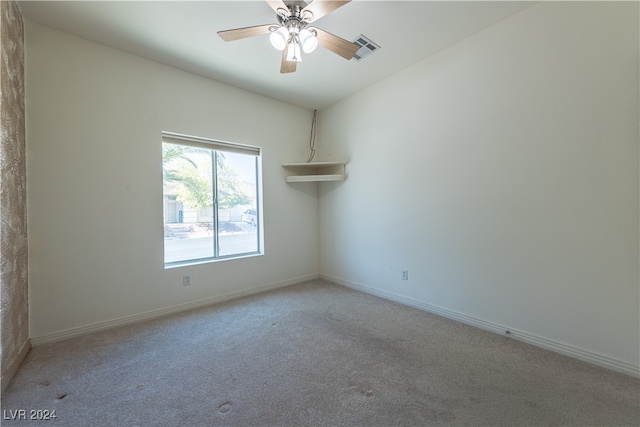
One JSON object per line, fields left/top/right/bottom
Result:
{"left": 306, "top": 109, "right": 317, "bottom": 163}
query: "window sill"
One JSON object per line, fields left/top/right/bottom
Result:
{"left": 164, "top": 251, "right": 264, "bottom": 269}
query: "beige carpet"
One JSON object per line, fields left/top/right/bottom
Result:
{"left": 2, "top": 280, "right": 639, "bottom": 426}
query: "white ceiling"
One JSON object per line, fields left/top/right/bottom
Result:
{"left": 18, "top": 1, "right": 536, "bottom": 110}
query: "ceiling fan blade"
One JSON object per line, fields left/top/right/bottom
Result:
{"left": 311, "top": 27, "right": 359, "bottom": 60}
{"left": 301, "top": 0, "right": 351, "bottom": 23}
{"left": 217, "top": 24, "right": 274, "bottom": 42}
{"left": 265, "top": 0, "right": 291, "bottom": 17}
{"left": 280, "top": 46, "right": 297, "bottom": 74}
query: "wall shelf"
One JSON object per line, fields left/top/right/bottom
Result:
{"left": 282, "top": 162, "right": 347, "bottom": 183}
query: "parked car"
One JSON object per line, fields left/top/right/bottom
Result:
{"left": 241, "top": 209, "right": 257, "bottom": 227}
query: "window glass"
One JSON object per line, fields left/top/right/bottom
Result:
{"left": 162, "top": 134, "right": 261, "bottom": 267}
{"left": 217, "top": 151, "right": 259, "bottom": 257}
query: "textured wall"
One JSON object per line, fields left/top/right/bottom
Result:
{"left": 1, "top": 0, "right": 29, "bottom": 393}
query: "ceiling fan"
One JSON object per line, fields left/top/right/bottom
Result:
{"left": 217, "top": 0, "right": 360, "bottom": 74}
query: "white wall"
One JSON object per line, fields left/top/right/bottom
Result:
{"left": 317, "top": 2, "right": 639, "bottom": 374}
{"left": 25, "top": 22, "right": 319, "bottom": 339}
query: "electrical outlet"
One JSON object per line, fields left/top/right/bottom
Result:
{"left": 401, "top": 270, "right": 409, "bottom": 280}
{"left": 183, "top": 275, "right": 191, "bottom": 286}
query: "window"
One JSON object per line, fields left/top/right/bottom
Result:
{"left": 162, "top": 132, "right": 262, "bottom": 267}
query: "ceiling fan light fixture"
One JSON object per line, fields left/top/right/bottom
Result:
{"left": 217, "top": 0, "right": 358, "bottom": 73}
{"left": 299, "top": 28, "right": 318, "bottom": 53}
{"left": 270, "top": 26, "right": 289, "bottom": 51}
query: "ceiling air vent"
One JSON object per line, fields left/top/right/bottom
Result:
{"left": 352, "top": 35, "right": 380, "bottom": 61}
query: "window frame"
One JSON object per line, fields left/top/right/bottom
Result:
{"left": 162, "top": 131, "right": 263, "bottom": 268}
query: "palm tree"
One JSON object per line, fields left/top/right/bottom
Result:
{"left": 162, "top": 144, "right": 198, "bottom": 184}
{"left": 162, "top": 143, "right": 250, "bottom": 210}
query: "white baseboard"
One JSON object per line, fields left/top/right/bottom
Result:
{"left": 2, "top": 339, "right": 31, "bottom": 395}
{"left": 321, "top": 274, "right": 640, "bottom": 379}
{"left": 31, "top": 274, "right": 320, "bottom": 346}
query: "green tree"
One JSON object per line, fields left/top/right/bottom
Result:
{"left": 162, "top": 144, "right": 197, "bottom": 181}
{"left": 217, "top": 155, "right": 251, "bottom": 209}
{"left": 163, "top": 144, "right": 250, "bottom": 210}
